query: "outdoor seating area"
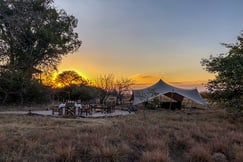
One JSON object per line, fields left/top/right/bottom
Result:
{"left": 52, "top": 102, "right": 117, "bottom": 117}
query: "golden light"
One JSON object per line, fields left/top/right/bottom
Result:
{"left": 56, "top": 83, "right": 63, "bottom": 88}
{"left": 49, "top": 69, "right": 89, "bottom": 88}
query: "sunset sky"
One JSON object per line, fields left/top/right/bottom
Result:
{"left": 54, "top": 0, "right": 243, "bottom": 90}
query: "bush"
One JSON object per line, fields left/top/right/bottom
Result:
{"left": 53, "top": 85, "right": 101, "bottom": 102}
{"left": 24, "top": 80, "right": 51, "bottom": 104}
{"left": 0, "top": 71, "right": 51, "bottom": 104}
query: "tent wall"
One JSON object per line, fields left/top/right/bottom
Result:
{"left": 132, "top": 79, "right": 207, "bottom": 107}
{"left": 164, "top": 92, "right": 184, "bottom": 102}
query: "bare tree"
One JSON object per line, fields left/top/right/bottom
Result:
{"left": 95, "top": 74, "right": 116, "bottom": 104}
{"left": 116, "top": 78, "right": 134, "bottom": 104}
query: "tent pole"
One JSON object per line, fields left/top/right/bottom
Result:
{"left": 190, "top": 100, "right": 193, "bottom": 109}
{"left": 169, "top": 92, "right": 173, "bottom": 110}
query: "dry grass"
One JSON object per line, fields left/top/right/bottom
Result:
{"left": 0, "top": 108, "right": 243, "bottom": 161}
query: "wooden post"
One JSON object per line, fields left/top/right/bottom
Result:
{"left": 73, "top": 107, "right": 76, "bottom": 116}
{"left": 62, "top": 108, "right": 65, "bottom": 116}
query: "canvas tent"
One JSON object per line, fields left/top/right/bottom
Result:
{"left": 132, "top": 79, "right": 207, "bottom": 107}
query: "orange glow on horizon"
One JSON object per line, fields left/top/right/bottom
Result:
{"left": 57, "top": 51, "right": 215, "bottom": 90}
{"left": 56, "top": 56, "right": 214, "bottom": 91}
{"left": 43, "top": 67, "right": 213, "bottom": 92}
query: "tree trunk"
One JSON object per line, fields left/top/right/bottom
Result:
{"left": 2, "top": 92, "right": 8, "bottom": 104}
{"left": 19, "top": 92, "right": 24, "bottom": 105}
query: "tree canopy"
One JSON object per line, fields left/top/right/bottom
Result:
{"left": 55, "top": 70, "right": 87, "bottom": 87}
{"left": 53, "top": 70, "right": 99, "bottom": 102}
{"left": 0, "top": 0, "right": 81, "bottom": 75}
{"left": 201, "top": 32, "right": 243, "bottom": 109}
{"left": 0, "top": 0, "right": 81, "bottom": 104}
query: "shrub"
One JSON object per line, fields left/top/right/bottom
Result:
{"left": 141, "top": 149, "right": 170, "bottom": 162}
{"left": 185, "top": 144, "right": 211, "bottom": 162}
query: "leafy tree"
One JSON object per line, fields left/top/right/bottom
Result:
{"left": 0, "top": 0, "right": 81, "bottom": 104}
{"left": 55, "top": 70, "right": 87, "bottom": 87}
{"left": 53, "top": 70, "right": 87, "bottom": 102}
{"left": 201, "top": 32, "right": 243, "bottom": 109}
{"left": 0, "top": 0, "right": 81, "bottom": 75}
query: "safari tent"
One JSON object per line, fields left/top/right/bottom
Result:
{"left": 132, "top": 79, "right": 207, "bottom": 108}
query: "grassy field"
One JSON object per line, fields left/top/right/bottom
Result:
{"left": 0, "top": 108, "right": 243, "bottom": 162}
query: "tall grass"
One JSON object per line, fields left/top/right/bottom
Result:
{"left": 0, "top": 108, "right": 243, "bottom": 161}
